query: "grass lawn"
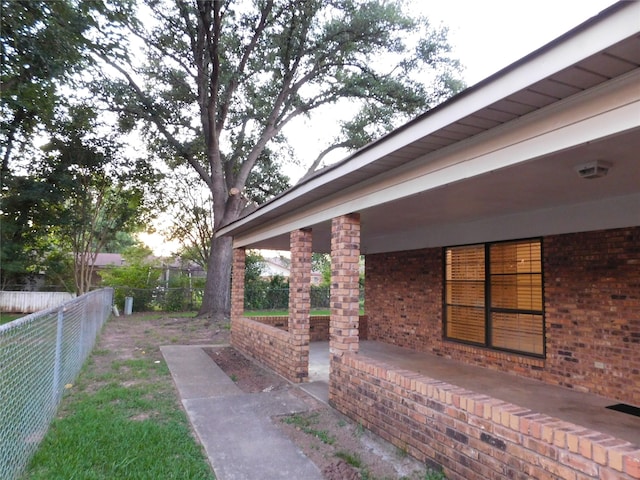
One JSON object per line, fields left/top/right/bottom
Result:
{"left": 0, "top": 312, "right": 23, "bottom": 325}
{"left": 244, "top": 309, "right": 366, "bottom": 316}
{"left": 21, "top": 312, "right": 215, "bottom": 480}
{"left": 244, "top": 309, "right": 331, "bottom": 316}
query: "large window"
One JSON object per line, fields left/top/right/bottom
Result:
{"left": 444, "top": 239, "right": 544, "bottom": 356}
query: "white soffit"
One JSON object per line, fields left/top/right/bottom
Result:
{"left": 364, "top": 192, "right": 640, "bottom": 254}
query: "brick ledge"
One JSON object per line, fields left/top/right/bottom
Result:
{"left": 341, "top": 353, "right": 640, "bottom": 479}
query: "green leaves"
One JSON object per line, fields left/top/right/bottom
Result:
{"left": 78, "top": 0, "right": 465, "bottom": 317}
{"left": 0, "top": 0, "right": 100, "bottom": 170}
{"left": 99, "top": 0, "right": 463, "bottom": 196}
{"left": 0, "top": 103, "right": 161, "bottom": 293}
{"left": 98, "top": 245, "right": 160, "bottom": 310}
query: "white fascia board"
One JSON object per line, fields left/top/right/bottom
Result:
{"left": 230, "top": 74, "right": 640, "bottom": 248}
{"left": 218, "top": 3, "right": 640, "bottom": 240}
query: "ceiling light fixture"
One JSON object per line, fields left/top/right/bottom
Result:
{"left": 575, "top": 160, "right": 612, "bottom": 179}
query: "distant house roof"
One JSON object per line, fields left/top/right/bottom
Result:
{"left": 92, "top": 253, "right": 124, "bottom": 267}
{"left": 90, "top": 254, "right": 204, "bottom": 273}
{"left": 162, "top": 257, "right": 206, "bottom": 272}
{"left": 261, "top": 257, "right": 323, "bottom": 284}
{"left": 261, "top": 257, "right": 291, "bottom": 277}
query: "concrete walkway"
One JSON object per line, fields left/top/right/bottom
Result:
{"left": 300, "top": 341, "right": 330, "bottom": 404}
{"left": 160, "top": 345, "right": 323, "bottom": 480}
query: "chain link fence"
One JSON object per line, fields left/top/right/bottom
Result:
{"left": 0, "top": 288, "right": 113, "bottom": 480}
{"left": 108, "top": 286, "right": 204, "bottom": 313}
{"left": 245, "top": 286, "right": 364, "bottom": 311}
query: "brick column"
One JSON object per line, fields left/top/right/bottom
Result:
{"left": 330, "top": 213, "right": 360, "bottom": 359}
{"left": 289, "top": 229, "right": 312, "bottom": 382}
{"left": 230, "top": 247, "right": 245, "bottom": 325}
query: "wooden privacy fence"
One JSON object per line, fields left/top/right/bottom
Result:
{"left": 0, "top": 291, "right": 76, "bottom": 313}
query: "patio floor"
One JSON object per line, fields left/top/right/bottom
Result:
{"left": 308, "top": 341, "right": 640, "bottom": 446}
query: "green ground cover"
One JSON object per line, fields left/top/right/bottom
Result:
{"left": 244, "top": 309, "right": 331, "bottom": 316}
{"left": 0, "top": 312, "right": 22, "bottom": 325}
{"left": 21, "top": 312, "right": 215, "bottom": 480}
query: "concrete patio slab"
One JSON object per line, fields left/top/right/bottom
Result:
{"left": 161, "top": 344, "right": 323, "bottom": 480}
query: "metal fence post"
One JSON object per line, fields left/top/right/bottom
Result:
{"left": 52, "top": 307, "right": 64, "bottom": 404}
{"left": 80, "top": 300, "right": 88, "bottom": 360}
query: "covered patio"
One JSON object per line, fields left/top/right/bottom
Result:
{"left": 305, "top": 341, "right": 640, "bottom": 447}
{"left": 218, "top": 3, "right": 640, "bottom": 479}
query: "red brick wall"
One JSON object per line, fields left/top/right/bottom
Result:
{"left": 331, "top": 353, "right": 640, "bottom": 480}
{"left": 366, "top": 248, "right": 443, "bottom": 351}
{"left": 544, "top": 228, "right": 640, "bottom": 403}
{"left": 287, "top": 229, "right": 313, "bottom": 381}
{"left": 231, "top": 316, "right": 307, "bottom": 382}
{"left": 231, "top": 248, "right": 246, "bottom": 322}
{"left": 330, "top": 214, "right": 361, "bottom": 357}
{"left": 365, "top": 227, "right": 640, "bottom": 405}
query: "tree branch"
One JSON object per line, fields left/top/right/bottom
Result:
{"left": 298, "top": 141, "right": 352, "bottom": 181}
{"left": 216, "top": 0, "right": 274, "bottom": 135}
{"left": 93, "top": 51, "right": 213, "bottom": 191}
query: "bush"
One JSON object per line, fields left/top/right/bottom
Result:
{"left": 156, "top": 274, "right": 205, "bottom": 312}
{"left": 110, "top": 286, "right": 155, "bottom": 312}
{"left": 310, "top": 285, "right": 330, "bottom": 308}
{"left": 99, "top": 246, "right": 160, "bottom": 312}
{"left": 245, "top": 275, "right": 289, "bottom": 310}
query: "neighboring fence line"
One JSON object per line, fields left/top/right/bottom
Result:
{"left": 107, "top": 285, "right": 363, "bottom": 312}
{"left": 245, "top": 286, "right": 364, "bottom": 311}
{"left": 0, "top": 288, "right": 113, "bottom": 480}
{"left": 0, "top": 291, "right": 76, "bottom": 313}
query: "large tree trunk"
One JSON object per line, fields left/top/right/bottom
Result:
{"left": 198, "top": 234, "right": 233, "bottom": 321}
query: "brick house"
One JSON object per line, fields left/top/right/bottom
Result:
{"left": 217, "top": 3, "right": 640, "bottom": 479}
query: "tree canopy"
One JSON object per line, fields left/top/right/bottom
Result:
{"left": 1, "top": 0, "right": 463, "bottom": 315}
{"left": 162, "top": 168, "right": 215, "bottom": 269}
{"left": 91, "top": 0, "right": 463, "bottom": 320}
{"left": 1, "top": 0, "right": 159, "bottom": 292}
{"left": 41, "top": 116, "right": 159, "bottom": 293}
{"left": 0, "top": 0, "right": 134, "bottom": 173}
{"left": 0, "top": 105, "right": 160, "bottom": 293}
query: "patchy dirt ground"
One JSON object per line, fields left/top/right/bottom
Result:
{"left": 98, "top": 312, "right": 227, "bottom": 371}
{"left": 103, "top": 313, "right": 432, "bottom": 480}
{"left": 205, "top": 345, "right": 431, "bottom": 480}
{"left": 91, "top": 312, "right": 220, "bottom": 389}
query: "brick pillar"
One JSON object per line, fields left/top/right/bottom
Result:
{"left": 330, "top": 213, "right": 360, "bottom": 359}
{"left": 289, "top": 229, "right": 312, "bottom": 382}
{"left": 230, "top": 247, "right": 245, "bottom": 329}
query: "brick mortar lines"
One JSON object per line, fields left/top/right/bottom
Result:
{"left": 231, "top": 316, "right": 307, "bottom": 383}
{"left": 365, "top": 227, "right": 640, "bottom": 406}
{"left": 332, "top": 354, "right": 640, "bottom": 480}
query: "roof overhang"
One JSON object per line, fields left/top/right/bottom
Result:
{"left": 217, "top": 1, "right": 640, "bottom": 254}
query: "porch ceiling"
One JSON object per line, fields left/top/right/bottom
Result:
{"left": 234, "top": 125, "right": 640, "bottom": 254}
{"left": 218, "top": 2, "right": 640, "bottom": 254}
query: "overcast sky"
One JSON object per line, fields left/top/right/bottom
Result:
{"left": 142, "top": 0, "right": 619, "bottom": 255}
{"left": 283, "top": 0, "right": 618, "bottom": 181}
{"left": 421, "top": 0, "right": 617, "bottom": 85}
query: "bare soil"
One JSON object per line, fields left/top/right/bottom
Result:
{"left": 205, "top": 346, "right": 430, "bottom": 480}
{"left": 94, "top": 312, "right": 224, "bottom": 392}
{"left": 103, "top": 313, "right": 431, "bottom": 479}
